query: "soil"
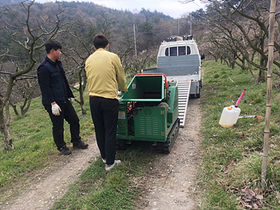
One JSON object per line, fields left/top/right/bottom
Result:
{"left": 137, "top": 98, "right": 203, "bottom": 210}
{"left": 0, "top": 98, "right": 203, "bottom": 210}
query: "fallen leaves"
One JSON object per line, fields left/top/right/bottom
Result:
{"left": 239, "top": 188, "right": 263, "bottom": 209}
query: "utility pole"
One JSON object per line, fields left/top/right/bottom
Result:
{"left": 178, "top": 18, "right": 180, "bottom": 35}
{"left": 189, "top": 16, "right": 192, "bottom": 35}
{"left": 133, "top": 24, "right": 137, "bottom": 57}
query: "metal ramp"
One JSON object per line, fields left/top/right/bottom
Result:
{"left": 176, "top": 80, "right": 191, "bottom": 127}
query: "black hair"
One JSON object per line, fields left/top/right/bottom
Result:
{"left": 45, "top": 40, "right": 62, "bottom": 54}
{"left": 93, "top": 34, "right": 109, "bottom": 49}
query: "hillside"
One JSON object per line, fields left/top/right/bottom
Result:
{"left": 0, "top": 1, "right": 177, "bottom": 52}
{"left": 0, "top": 0, "right": 189, "bottom": 105}
{"left": 0, "top": 0, "right": 21, "bottom": 7}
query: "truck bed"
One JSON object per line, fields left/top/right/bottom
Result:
{"left": 142, "top": 54, "right": 201, "bottom": 80}
{"left": 142, "top": 68, "right": 200, "bottom": 81}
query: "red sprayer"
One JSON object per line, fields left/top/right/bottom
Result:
{"left": 219, "top": 89, "right": 246, "bottom": 127}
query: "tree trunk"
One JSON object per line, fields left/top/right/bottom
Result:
{"left": 258, "top": 67, "right": 266, "bottom": 83}
{"left": 21, "top": 98, "right": 32, "bottom": 117}
{"left": 248, "top": 63, "right": 259, "bottom": 84}
{"left": 9, "top": 101, "right": 20, "bottom": 117}
{"left": 230, "top": 61, "right": 235, "bottom": 69}
{"left": 258, "top": 57, "right": 266, "bottom": 83}
{"left": 79, "top": 87, "right": 87, "bottom": 115}
{"left": 77, "top": 69, "right": 87, "bottom": 115}
{"left": 0, "top": 103, "right": 14, "bottom": 151}
{"left": 81, "top": 103, "right": 86, "bottom": 115}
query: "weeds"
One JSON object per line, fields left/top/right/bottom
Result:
{"left": 200, "top": 61, "right": 280, "bottom": 209}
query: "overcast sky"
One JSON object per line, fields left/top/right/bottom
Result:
{"left": 35, "top": 0, "right": 205, "bottom": 19}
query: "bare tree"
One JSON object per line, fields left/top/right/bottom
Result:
{"left": 199, "top": 0, "right": 280, "bottom": 83}
{"left": 8, "top": 79, "right": 38, "bottom": 117}
{"left": 63, "top": 37, "right": 92, "bottom": 115}
{"left": 0, "top": 0, "right": 70, "bottom": 151}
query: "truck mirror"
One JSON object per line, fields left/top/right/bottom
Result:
{"left": 201, "top": 53, "right": 205, "bottom": 60}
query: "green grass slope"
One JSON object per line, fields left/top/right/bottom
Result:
{"left": 1, "top": 60, "right": 280, "bottom": 209}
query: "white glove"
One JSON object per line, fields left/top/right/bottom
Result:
{"left": 51, "top": 103, "right": 61, "bottom": 116}
{"left": 118, "top": 91, "right": 125, "bottom": 97}
{"left": 69, "top": 97, "right": 75, "bottom": 104}
{"left": 118, "top": 91, "right": 122, "bottom": 96}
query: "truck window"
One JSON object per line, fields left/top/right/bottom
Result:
{"left": 187, "top": 46, "right": 191, "bottom": 55}
{"left": 170, "top": 47, "right": 177, "bottom": 56}
{"left": 164, "top": 46, "right": 191, "bottom": 57}
{"left": 179, "top": 46, "right": 186, "bottom": 55}
{"left": 165, "top": 48, "right": 169, "bottom": 56}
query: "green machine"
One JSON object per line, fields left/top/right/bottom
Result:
{"left": 117, "top": 73, "right": 180, "bottom": 153}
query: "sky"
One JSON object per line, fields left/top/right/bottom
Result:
{"left": 34, "top": 0, "right": 205, "bottom": 19}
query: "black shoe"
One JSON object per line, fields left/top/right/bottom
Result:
{"left": 73, "top": 141, "right": 88, "bottom": 149}
{"left": 59, "top": 146, "right": 72, "bottom": 155}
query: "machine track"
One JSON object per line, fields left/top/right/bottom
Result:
{"left": 116, "top": 139, "right": 127, "bottom": 150}
{"left": 156, "top": 118, "right": 180, "bottom": 154}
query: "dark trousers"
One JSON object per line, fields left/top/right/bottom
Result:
{"left": 44, "top": 100, "right": 81, "bottom": 150}
{"left": 89, "top": 97, "right": 119, "bottom": 165}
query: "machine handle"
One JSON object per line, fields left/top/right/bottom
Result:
{"left": 135, "top": 73, "right": 168, "bottom": 92}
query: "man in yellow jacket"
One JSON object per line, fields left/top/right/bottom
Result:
{"left": 85, "top": 34, "right": 128, "bottom": 171}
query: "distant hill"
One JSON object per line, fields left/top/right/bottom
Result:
{"left": 0, "top": 0, "right": 202, "bottom": 66}
{"left": 0, "top": 0, "right": 174, "bottom": 21}
{"left": 0, "top": 1, "right": 180, "bottom": 52}
{"left": 139, "top": 8, "right": 173, "bottom": 22}
{"left": 0, "top": 0, "right": 21, "bottom": 7}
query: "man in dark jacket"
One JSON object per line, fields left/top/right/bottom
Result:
{"left": 37, "top": 40, "right": 88, "bottom": 155}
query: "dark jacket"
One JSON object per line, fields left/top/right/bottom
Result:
{"left": 37, "top": 56, "right": 74, "bottom": 104}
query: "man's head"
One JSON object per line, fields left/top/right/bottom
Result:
{"left": 93, "top": 34, "right": 109, "bottom": 50}
{"left": 45, "top": 40, "right": 62, "bottom": 61}
{"left": 45, "top": 40, "right": 62, "bottom": 54}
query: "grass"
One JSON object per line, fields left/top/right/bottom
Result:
{"left": 0, "top": 79, "right": 153, "bottom": 209}
{"left": 50, "top": 142, "right": 153, "bottom": 210}
{"left": 0, "top": 93, "right": 95, "bottom": 201}
{"left": 1, "top": 60, "right": 280, "bottom": 209}
{"left": 199, "top": 61, "right": 280, "bottom": 209}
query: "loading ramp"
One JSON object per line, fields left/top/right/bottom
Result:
{"left": 176, "top": 80, "right": 191, "bottom": 127}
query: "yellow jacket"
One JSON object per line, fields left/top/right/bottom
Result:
{"left": 85, "top": 48, "right": 128, "bottom": 99}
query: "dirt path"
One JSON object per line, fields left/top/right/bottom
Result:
{"left": 1, "top": 98, "right": 202, "bottom": 210}
{"left": 1, "top": 138, "right": 100, "bottom": 210}
{"left": 138, "top": 98, "right": 203, "bottom": 209}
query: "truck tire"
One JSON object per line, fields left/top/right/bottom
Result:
{"left": 196, "top": 87, "right": 201, "bottom": 98}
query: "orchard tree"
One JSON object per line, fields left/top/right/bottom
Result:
{"left": 182, "top": 0, "right": 280, "bottom": 83}
{"left": 8, "top": 78, "right": 38, "bottom": 117}
{"left": 62, "top": 22, "right": 97, "bottom": 115}
{"left": 201, "top": 0, "right": 280, "bottom": 83}
{"left": 0, "top": 0, "right": 71, "bottom": 151}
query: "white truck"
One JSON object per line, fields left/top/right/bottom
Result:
{"left": 142, "top": 35, "right": 205, "bottom": 126}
